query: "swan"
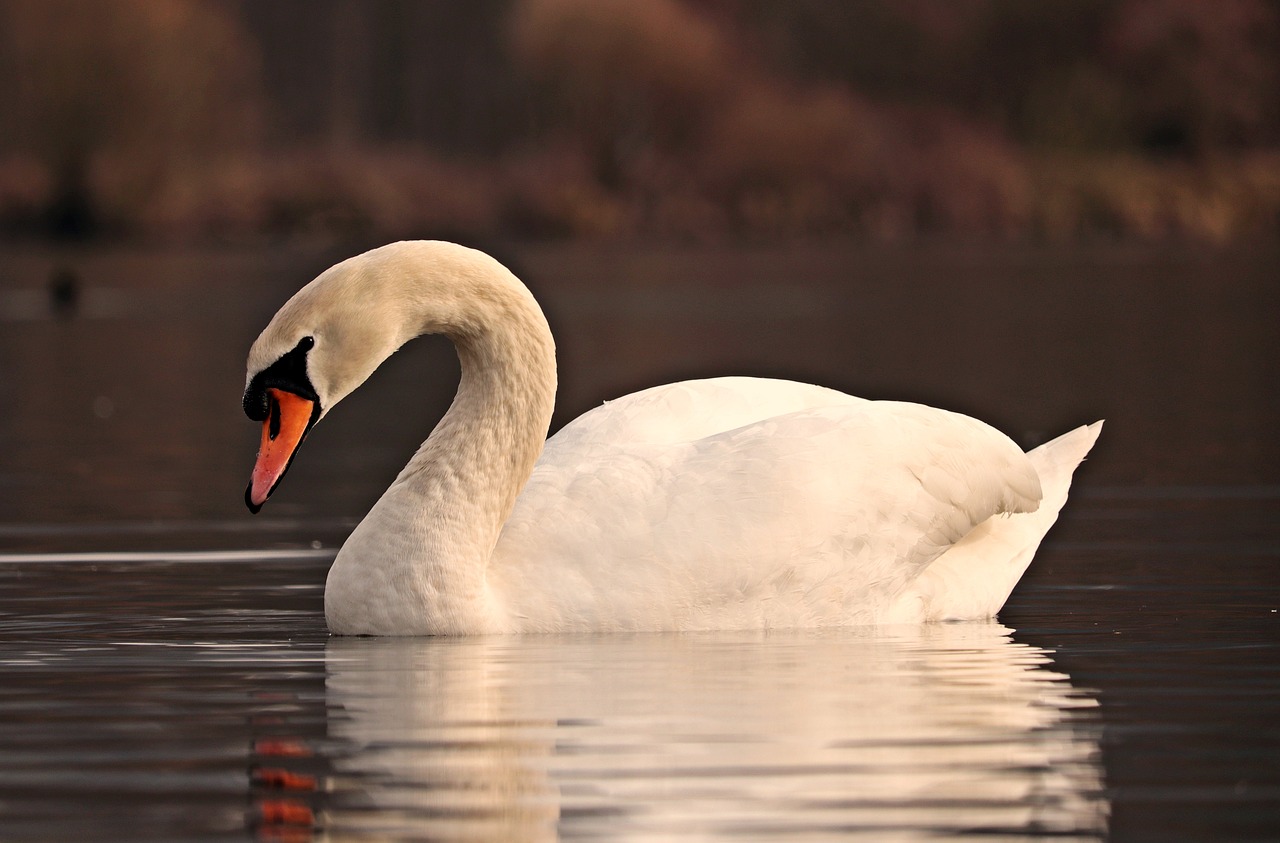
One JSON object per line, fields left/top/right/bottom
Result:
{"left": 242, "top": 241, "right": 1101, "bottom": 636}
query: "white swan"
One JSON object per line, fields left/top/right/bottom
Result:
{"left": 243, "top": 241, "right": 1101, "bottom": 635}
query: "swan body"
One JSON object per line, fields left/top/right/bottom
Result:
{"left": 243, "top": 241, "right": 1101, "bottom": 636}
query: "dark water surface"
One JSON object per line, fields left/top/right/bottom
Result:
{"left": 0, "top": 242, "right": 1277, "bottom": 840}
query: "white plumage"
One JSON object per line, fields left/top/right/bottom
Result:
{"left": 242, "top": 241, "right": 1101, "bottom": 635}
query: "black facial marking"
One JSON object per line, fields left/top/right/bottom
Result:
{"left": 243, "top": 336, "right": 319, "bottom": 421}
{"left": 267, "top": 395, "right": 282, "bottom": 440}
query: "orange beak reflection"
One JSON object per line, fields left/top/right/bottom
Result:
{"left": 246, "top": 388, "right": 316, "bottom": 513}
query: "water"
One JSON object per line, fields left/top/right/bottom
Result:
{"left": 2, "top": 556, "right": 1107, "bottom": 842}
{"left": 1, "top": 241, "right": 1277, "bottom": 840}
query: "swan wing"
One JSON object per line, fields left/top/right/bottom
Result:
{"left": 544, "top": 376, "right": 866, "bottom": 450}
{"left": 492, "top": 396, "right": 1041, "bottom": 631}
{"left": 887, "top": 421, "right": 1102, "bottom": 622}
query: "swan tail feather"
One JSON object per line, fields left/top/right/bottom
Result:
{"left": 885, "top": 421, "right": 1103, "bottom": 623}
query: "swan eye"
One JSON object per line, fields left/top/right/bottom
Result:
{"left": 298, "top": 336, "right": 315, "bottom": 351}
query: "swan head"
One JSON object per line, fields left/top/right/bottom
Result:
{"left": 242, "top": 240, "right": 551, "bottom": 513}
{"left": 241, "top": 244, "right": 434, "bottom": 512}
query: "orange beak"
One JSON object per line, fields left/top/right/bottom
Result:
{"left": 246, "top": 388, "right": 316, "bottom": 513}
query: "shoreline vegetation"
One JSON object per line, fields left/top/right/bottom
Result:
{"left": 1, "top": 0, "right": 1277, "bottom": 245}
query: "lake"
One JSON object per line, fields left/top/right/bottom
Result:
{"left": 0, "top": 240, "right": 1277, "bottom": 841}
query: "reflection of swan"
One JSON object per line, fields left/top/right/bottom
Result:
{"left": 243, "top": 241, "right": 1101, "bottom": 635}
{"left": 322, "top": 626, "right": 1107, "bottom": 840}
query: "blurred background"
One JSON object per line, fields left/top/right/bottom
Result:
{"left": 0, "top": 0, "right": 1276, "bottom": 544}
{"left": 2, "top": 0, "right": 1279, "bottom": 244}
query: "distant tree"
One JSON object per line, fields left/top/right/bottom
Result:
{"left": 1104, "top": 0, "right": 1280, "bottom": 154}
{"left": 0, "top": 0, "right": 263, "bottom": 237}
{"left": 511, "top": 0, "right": 734, "bottom": 188}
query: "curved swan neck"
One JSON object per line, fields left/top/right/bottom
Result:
{"left": 325, "top": 242, "right": 556, "bottom": 634}
{"left": 405, "top": 286, "right": 559, "bottom": 523}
